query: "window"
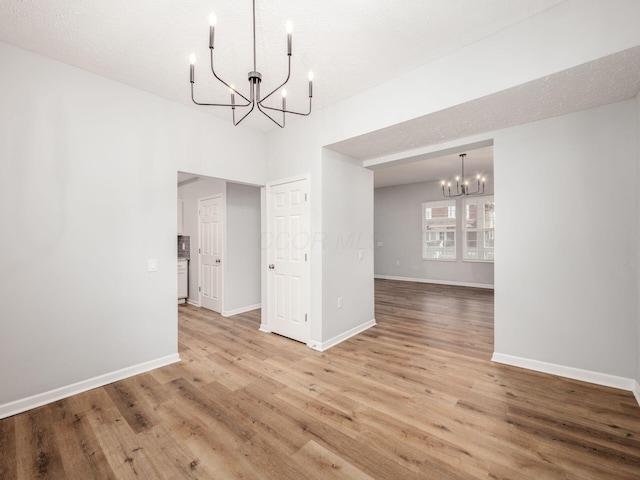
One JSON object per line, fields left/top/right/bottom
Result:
{"left": 463, "top": 195, "right": 494, "bottom": 261}
{"left": 422, "top": 199, "right": 456, "bottom": 260}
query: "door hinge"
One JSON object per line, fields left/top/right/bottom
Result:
{"left": 305, "top": 193, "right": 307, "bottom": 201}
{"left": 305, "top": 313, "right": 308, "bottom": 322}
{"left": 199, "top": 248, "right": 201, "bottom": 254}
{"left": 199, "top": 286, "right": 201, "bottom": 292}
{"left": 305, "top": 253, "right": 307, "bottom": 261}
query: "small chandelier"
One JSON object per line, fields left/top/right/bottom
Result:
{"left": 189, "top": 0, "right": 313, "bottom": 128}
{"left": 441, "top": 153, "right": 486, "bottom": 198}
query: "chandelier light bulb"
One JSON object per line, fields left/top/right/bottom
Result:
{"left": 441, "top": 180, "right": 445, "bottom": 186}
{"left": 189, "top": 53, "right": 196, "bottom": 64}
{"left": 477, "top": 174, "right": 481, "bottom": 180}
{"left": 308, "top": 71, "right": 314, "bottom": 81}
{"left": 281, "top": 89, "right": 287, "bottom": 98}
{"left": 286, "top": 21, "right": 293, "bottom": 34}
{"left": 482, "top": 177, "right": 486, "bottom": 182}
{"left": 455, "top": 176, "right": 460, "bottom": 182}
{"left": 447, "top": 182, "right": 451, "bottom": 187}
{"left": 229, "top": 84, "right": 235, "bottom": 94}
{"left": 209, "top": 12, "right": 217, "bottom": 26}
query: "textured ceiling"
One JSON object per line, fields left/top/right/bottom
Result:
{"left": 329, "top": 46, "right": 640, "bottom": 161}
{"left": 374, "top": 145, "right": 493, "bottom": 189}
{"left": 0, "top": 0, "right": 564, "bottom": 132}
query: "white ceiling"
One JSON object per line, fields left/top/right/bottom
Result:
{"left": 0, "top": 0, "right": 564, "bottom": 132}
{"left": 374, "top": 146, "right": 493, "bottom": 188}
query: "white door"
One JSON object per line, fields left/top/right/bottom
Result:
{"left": 199, "top": 195, "right": 223, "bottom": 313}
{"left": 267, "top": 178, "right": 309, "bottom": 343}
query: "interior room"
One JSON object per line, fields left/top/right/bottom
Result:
{"left": 1, "top": 1, "right": 640, "bottom": 478}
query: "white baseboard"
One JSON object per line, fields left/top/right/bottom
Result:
{"left": 633, "top": 381, "right": 640, "bottom": 407}
{"left": 375, "top": 274, "right": 494, "bottom": 290}
{"left": 259, "top": 324, "right": 271, "bottom": 333}
{"left": 187, "top": 298, "right": 200, "bottom": 307}
{"left": 308, "top": 319, "right": 377, "bottom": 352}
{"left": 222, "top": 303, "right": 261, "bottom": 317}
{"left": 0, "top": 354, "right": 180, "bottom": 420}
{"left": 491, "top": 352, "right": 637, "bottom": 394}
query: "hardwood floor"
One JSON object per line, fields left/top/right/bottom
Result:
{"left": 2, "top": 279, "right": 640, "bottom": 479}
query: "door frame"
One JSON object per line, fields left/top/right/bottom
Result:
{"left": 262, "top": 174, "right": 311, "bottom": 345}
{"left": 198, "top": 193, "right": 225, "bottom": 313}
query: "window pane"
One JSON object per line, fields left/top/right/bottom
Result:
{"left": 463, "top": 195, "right": 494, "bottom": 262}
{"left": 423, "top": 199, "right": 456, "bottom": 260}
{"left": 484, "top": 201, "right": 495, "bottom": 229}
{"left": 484, "top": 230, "right": 495, "bottom": 248}
{"left": 425, "top": 206, "right": 455, "bottom": 230}
{"left": 466, "top": 231, "right": 477, "bottom": 249}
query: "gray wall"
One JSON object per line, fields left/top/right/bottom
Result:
{"left": 494, "top": 99, "right": 637, "bottom": 378}
{"left": 374, "top": 178, "right": 495, "bottom": 287}
{"left": 225, "top": 183, "right": 261, "bottom": 313}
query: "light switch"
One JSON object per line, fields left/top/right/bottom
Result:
{"left": 358, "top": 249, "right": 364, "bottom": 261}
{"left": 148, "top": 259, "right": 158, "bottom": 272}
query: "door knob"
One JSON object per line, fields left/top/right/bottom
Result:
{"left": 215, "top": 259, "right": 221, "bottom": 264}
{"left": 268, "top": 264, "right": 275, "bottom": 270}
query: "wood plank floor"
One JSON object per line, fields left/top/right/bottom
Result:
{"left": 2, "top": 279, "right": 640, "bottom": 479}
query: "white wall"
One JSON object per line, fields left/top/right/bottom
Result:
{"left": 374, "top": 178, "right": 494, "bottom": 287}
{"left": 321, "top": 150, "right": 375, "bottom": 344}
{"left": 177, "top": 177, "right": 226, "bottom": 305}
{"left": 225, "top": 183, "right": 261, "bottom": 313}
{"left": 0, "top": 42, "right": 266, "bottom": 414}
{"left": 494, "top": 99, "right": 637, "bottom": 379}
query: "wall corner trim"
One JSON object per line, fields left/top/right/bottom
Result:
{"left": 0, "top": 354, "right": 180, "bottom": 420}
{"left": 310, "top": 319, "right": 377, "bottom": 352}
{"left": 222, "top": 303, "right": 261, "bottom": 318}
{"left": 633, "top": 381, "right": 640, "bottom": 407}
{"left": 492, "top": 352, "right": 637, "bottom": 394}
{"left": 374, "top": 274, "right": 494, "bottom": 289}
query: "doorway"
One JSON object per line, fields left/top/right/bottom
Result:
{"left": 177, "top": 172, "right": 261, "bottom": 317}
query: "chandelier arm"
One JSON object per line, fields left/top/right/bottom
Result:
{"left": 257, "top": 102, "right": 285, "bottom": 128}
{"left": 260, "top": 97, "right": 312, "bottom": 116}
{"left": 209, "top": 50, "right": 252, "bottom": 104}
{"left": 258, "top": 57, "right": 292, "bottom": 104}
{"left": 191, "top": 84, "right": 251, "bottom": 107}
{"left": 233, "top": 101, "right": 256, "bottom": 126}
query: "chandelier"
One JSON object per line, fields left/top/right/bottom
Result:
{"left": 441, "top": 153, "right": 486, "bottom": 198}
{"left": 188, "top": 0, "right": 313, "bottom": 128}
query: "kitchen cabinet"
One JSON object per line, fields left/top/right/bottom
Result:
{"left": 178, "top": 259, "right": 188, "bottom": 302}
{"left": 177, "top": 199, "right": 184, "bottom": 235}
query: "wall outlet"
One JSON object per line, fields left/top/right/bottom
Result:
{"left": 147, "top": 259, "right": 158, "bottom": 272}
{"left": 337, "top": 297, "right": 343, "bottom": 309}
{"left": 358, "top": 249, "right": 364, "bottom": 261}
